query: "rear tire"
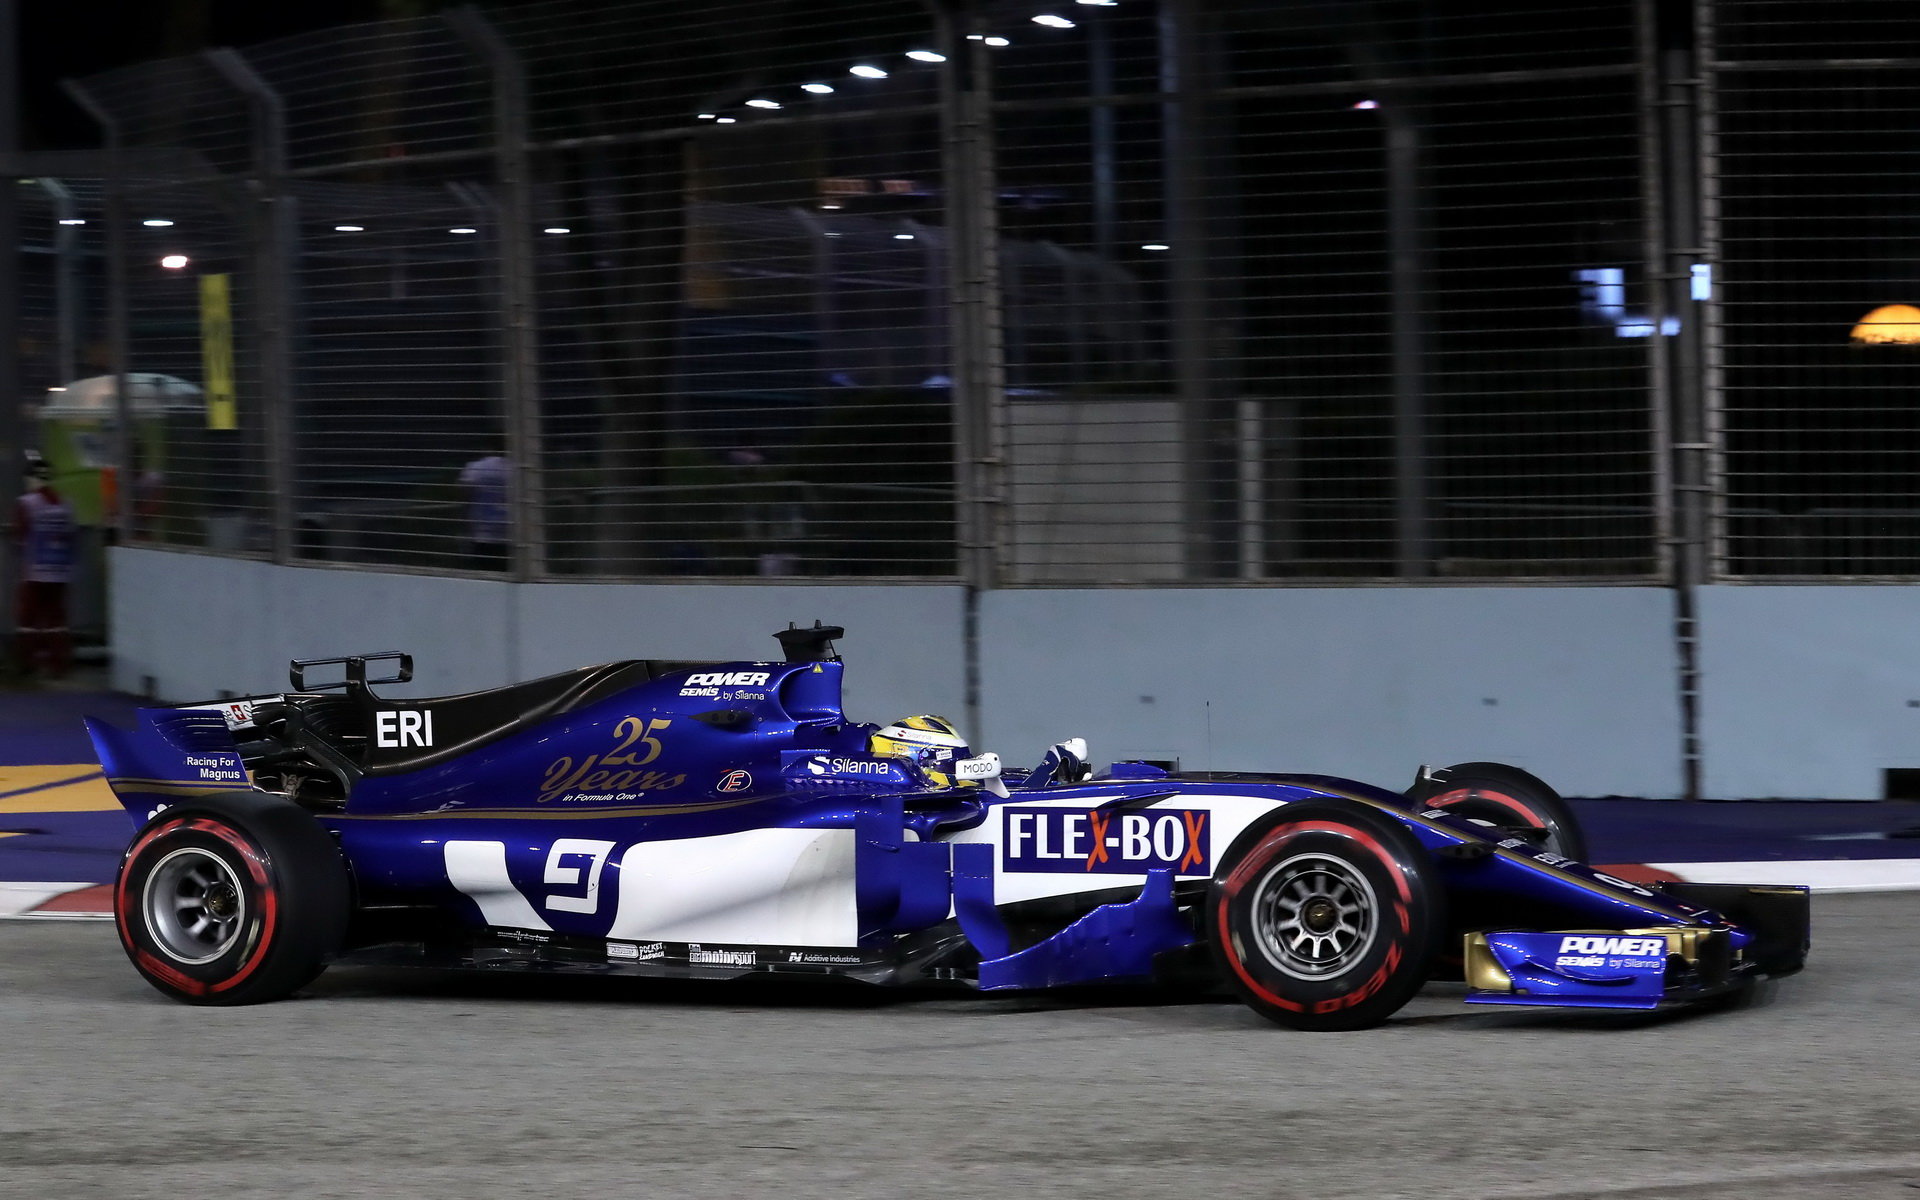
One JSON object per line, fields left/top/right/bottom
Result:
{"left": 1207, "top": 798, "right": 1443, "bottom": 1031}
{"left": 116, "top": 793, "right": 350, "bottom": 1005}
{"left": 1408, "top": 761, "right": 1588, "bottom": 862}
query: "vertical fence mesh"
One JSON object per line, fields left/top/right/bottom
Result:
{"left": 1707, "top": 0, "right": 1920, "bottom": 577}
{"left": 34, "top": 0, "right": 1708, "bottom": 585}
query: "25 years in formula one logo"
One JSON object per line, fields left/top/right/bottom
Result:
{"left": 1002, "top": 806, "right": 1209, "bottom": 874}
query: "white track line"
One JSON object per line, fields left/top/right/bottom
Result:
{"left": 1645, "top": 859, "right": 1920, "bottom": 893}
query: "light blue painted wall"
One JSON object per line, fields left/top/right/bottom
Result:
{"left": 977, "top": 588, "right": 1685, "bottom": 798}
{"left": 109, "top": 549, "right": 965, "bottom": 721}
{"left": 1696, "top": 585, "right": 1920, "bottom": 799}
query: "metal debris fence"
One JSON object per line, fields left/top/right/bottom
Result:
{"left": 13, "top": 0, "right": 1920, "bottom": 587}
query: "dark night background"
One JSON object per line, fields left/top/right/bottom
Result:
{"left": 19, "top": 1, "right": 492, "bottom": 149}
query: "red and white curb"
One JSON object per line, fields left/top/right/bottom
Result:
{"left": 0, "top": 881, "right": 112, "bottom": 920}
{"left": 1606, "top": 859, "right": 1920, "bottom": 894}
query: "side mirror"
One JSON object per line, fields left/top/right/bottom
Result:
{"left": 955, "top": 752, "right": 1008, "bottom": 797}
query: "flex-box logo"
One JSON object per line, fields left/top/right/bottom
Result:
{"left": 1001, "top": 806, "right": 1209, "bottom": 874}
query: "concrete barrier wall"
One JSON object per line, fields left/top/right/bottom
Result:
{"left": 110, "top": 547, "right": 1691, "bottom": 796}
{"left": 108, "top": 548, "right": 966, "bottom": 721}
{"left": 1696, "top": 585, "right": 1920, "bottom": 799}
{"left": 977, "top": 588, "right": 1685, "bottom": 798}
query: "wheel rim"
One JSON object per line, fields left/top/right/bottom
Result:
{"left": 142, "top": 847, "right": 247, "bottom": 965}
{"left": 1249, "top": 852, "right": 1378, "bottom": 979}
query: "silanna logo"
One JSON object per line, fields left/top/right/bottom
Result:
{"left": 805, "top": 755, "right": 891, "bottom": 777}
{"left": 717, "top": 770, "right": 754, "bottom": 793}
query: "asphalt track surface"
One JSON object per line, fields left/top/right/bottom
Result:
{"left": 0, "top": 895, "right": 1915, "bottom": 1200}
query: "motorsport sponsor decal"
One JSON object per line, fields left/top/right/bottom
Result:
{"left": 680, "top": 671, "right": 770, "bottom": 697}
{"left": 375, "top": 709, "right": 435, "bottom": 749}
{"left": 498, "top": 929, "right": 550, "bottom": 945}
{"left": 1002, "top": 806, "right": 1210, "bottom": 874}
{"left": 608, "top": 940, "right": 666, "bottom": 962}
{"left": 1554, "top": 934, "right": 1666, "bottom": 969}
{"left": 183, "top": 753, "right": 247, "bottom": 783}
{"left": 780, "top": 751, "right": 910, "bottom": 784}
{"left": 806, "top": 755, "right": 889, "bottom": 776}
{"left": 954, "top": 753, "right": 1002, "bottom": 781}
{"left": 537, "top": 718, "right": 683, "bottom": 803}
{"left": 688, "top": 944, "right": 756, "bottom": 967}
{"left": 718, "top": 769, "right": 754, "bottom": 793}
{"left": 1476, "top": 931, "right": 1668, "bottom": 1007}
{"left": 785, "top": 950, "right": 867, "bottom": 966}
{"left": 223, "top": 701, "right": 255, "bottom": 728}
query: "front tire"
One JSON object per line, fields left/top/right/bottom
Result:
{"left": 1408, "top": 761, "right": 1588, "bottom": 862}
{"left": 116, "top": 794, "right": 350, "bottom": 1005}
{"left": 1207, "top": 797, "right": 1443, "bottom": 1031}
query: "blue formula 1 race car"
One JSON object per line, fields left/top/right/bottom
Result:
{"left": 85, "top": 624, "right": 1810, "bottom": 1030}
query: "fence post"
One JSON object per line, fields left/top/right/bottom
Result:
{"left": 58, "top": 83, "right": 133, "bottom": 551}
{"left": 35, "top": 179, "right": 80, "bottom": 386}
{"left": 940, "top": 0, "right": 1009, "bottom": 735}
{"left": 205, "top": 48, "right": 295, "bottom": 567}
{"left": 1640, "top": 0, "right": 1711, "bottom": 800}
{"left": 450, "top": 6, "right": 544, "bottom": 585}
{"left": 0, "top": 0, "right": 16, "bottom": 653}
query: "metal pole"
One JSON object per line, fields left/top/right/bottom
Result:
{"left": 206, "top": 48, "right": 295, "bottom": 566}
{"left": 450, "top": 6, "right": 544, "bottom": 584}
{"left": 1088, "top": 15, "right": 1117, "bottom": 265}
{"left": 36, "top": 179, "right": 79, "bottom": 385}
{"left": 60, "top": 82, "right": 132, "bottom": 548}
{"left": 1160, "top": 0, "right": 1215, "bottom": 579}
{"left": 1382, "top": 98, "right": 1431, "bottom": 578}
{"left": 1662, "top": 2, "right": 1711, "bottom": 800}
{"left": 939, "top": 0, "right": 1009, "bottom": 736}
{"left": 0, "top": 0, "right": 19, "bottom": 610}
{"left": 942, "top": 1, "right": 1008, "bottom": 594}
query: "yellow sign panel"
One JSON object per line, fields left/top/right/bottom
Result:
{"left": 200, "top": 273, "right": 237, "bottom": 430}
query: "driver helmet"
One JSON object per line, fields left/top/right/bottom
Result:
{"left": 870, "top": 714, "right": 971, "bottom": 787}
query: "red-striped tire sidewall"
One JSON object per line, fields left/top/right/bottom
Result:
{"left": 1413, "top": 763, "right": 1588, "bottom": 863}
{"left": 116, "top": 815, "right": 283, "bottom": 1002}
{"left": 1425, "top": 787, "right": 1536, "bottom": 826}
{"left": 1207, "top": 800, "right": 1441, "bottom": 1031}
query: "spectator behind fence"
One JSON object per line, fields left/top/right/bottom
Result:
{"left": 13, "top": 457, "right": 75, "bottom": 679}
{"left": 458, "top": 448, "right": 510, "bottom": 571}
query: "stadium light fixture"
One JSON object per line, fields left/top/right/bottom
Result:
{"left": 894, "top": 233, "right": 915, "bottom": 240}
{"left": 1353, "top": 99, "right": 1378, "bottom": 110}
{"left": 746, "top": 98, "right": 781, "bottom": 109}
{"left": 1032, "top": 14, "right": 1076, "bottom": 28}
{"left": 802, "top": 83, "right": 834, "bottom": 94}
{"left": 716, "top": 116, "right": 737, "bottom": 123}
{"left": 906, "top": 50, "right": 946, "bottom": 62}
{"left": 1142, "top": 243, "right": 1169, "bottom": 251}
{"left": 985, "top": 36, "right": 1011, "bottom": 46}
{"left": 850, "top": 64, "right": 888, "bottom": 78}
{"left": 449, "top": 227, "right": 478, "bottom": 235}
{"left": 159, "top": 254, "right": 189, "bottom": 269}
{"left": 57, "top": 218, "right": 85, "bottom": 226}
{"left": 334, "top": 224, "right": 365, "bottom": 232}
{"left": 544, "top": 226, "right": 570, "bottom": 234}
{"left": 142, "top": 218, "right": 174, "bottom": 227}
